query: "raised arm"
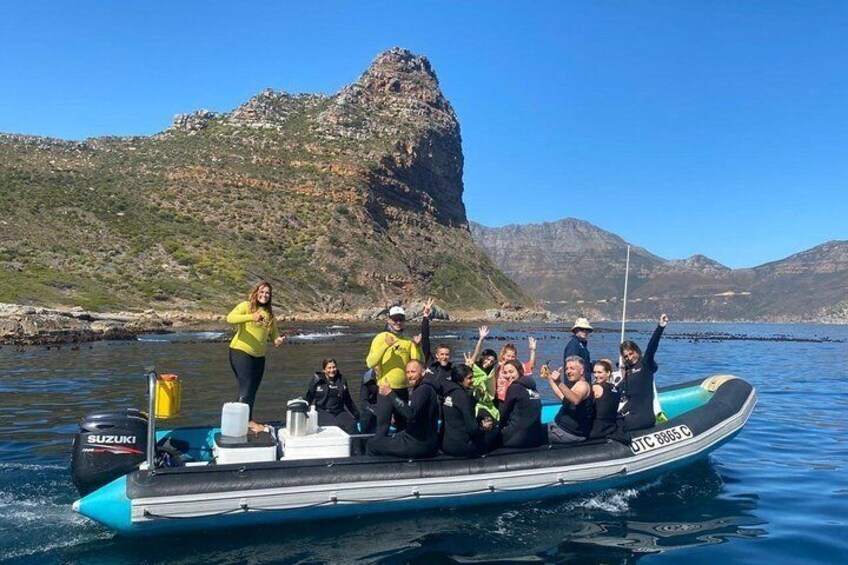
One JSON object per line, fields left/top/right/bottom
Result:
{"left": 546, "top": 369, "right": 590, "bottom": 405}
{"left": 643, "top": 313, "right": 668, "bottom": 370}
{"left": 526, "top": 336, "right": 537, "bottom": 373}
{"left": 420, "top": 317, "right": 432, "bottom": 365}
{"left": 546, "top": 368, "right": 566, "bottom": 401}
{"left": 471, "top": 325, "right": 489, "bottom": 364}
{"left": 419, "top": 297, "right": 435, "bottom": 363}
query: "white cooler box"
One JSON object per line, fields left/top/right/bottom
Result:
{"left": 279, "top": 426, "right": 351, "bottom": 460}
{"left": 213, "top": 431, "right": 278, "bottom": 464}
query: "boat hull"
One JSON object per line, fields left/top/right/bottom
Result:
{"left": 74, "top": 376, "right": 756, "bottom": 536}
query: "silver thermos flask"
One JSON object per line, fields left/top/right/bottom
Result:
{"left": 286, "top": 399, "right": 309, "bottom": 437}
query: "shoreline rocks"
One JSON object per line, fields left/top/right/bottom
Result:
{"left": 4, "top": 301, "right": 843, "bottom": 347}
{"left": 0, "top": 303, "right": 174, "bottom": 346}
{"left": 0, "top": 301, "right": 559, "bottom": 346}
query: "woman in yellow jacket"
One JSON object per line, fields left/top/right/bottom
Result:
{"left": 227, "top": 281, "right": 285, "bottom": 431}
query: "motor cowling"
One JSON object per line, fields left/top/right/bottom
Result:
{"left": 71, "top": 409, "right": 148, "bottom": 495}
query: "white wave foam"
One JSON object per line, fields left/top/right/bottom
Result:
{"left": 289, "top": 331, "right": 344, "bottom": 341}
{"left": 329, "top": 325, "right": 349, "bottom": 329}
{"left": 572, "top": 488, "right": 640, "bottom": 513}
{"left": 137, "top": 331, "right": 226, "bottom": 343}
{"left": 1, "top": 530, "right": 112, "bottom": 561}
{"left": 0, "top": 492, "right": 106, "bottom": 562}
{"left": 493, "top": 509, "right": 521, "bottom": 535}
{"left": 193, "top": 331, "right": 226, "bottom": 340}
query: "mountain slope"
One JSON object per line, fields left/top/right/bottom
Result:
{"left": 0, "top": 48, "right": 528, "bottom": 313}
{"left": 472, "top": 219, "right": 848, "bottom": 323}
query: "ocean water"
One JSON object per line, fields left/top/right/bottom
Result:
{"left": 0, "top": 322, "right": 846, "bottom": 564}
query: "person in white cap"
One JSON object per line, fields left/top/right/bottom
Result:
{"left": 564, "top": 317, "right": 593, "bottom": 380}
{"left": 366, "top": 304, "right": 422, "bottom": 435}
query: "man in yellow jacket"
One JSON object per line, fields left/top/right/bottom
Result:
{"left": 366, "top": 305, "right": 421, "bottom": 435}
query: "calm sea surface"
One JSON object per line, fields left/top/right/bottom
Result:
{"left": 1, "top": 321, "right": 846, "bottom": 564}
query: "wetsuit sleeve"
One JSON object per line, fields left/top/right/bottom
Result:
{"left": 361, "top": 379, "right": 377, "bottom": 406}
{"left": 343, "top": 379, "right": 360, "bottom": 420}
{"left": 226, "top": 302, "right": 253, "bottom": 325}
{"left": 457, "top": 391, "right": 480, "bottom": 437}
{"left": 563, "top": 337, "right": 576, "bottom": 367}
{"left": 304, "top": 376, "right": 318, "bottom": 405}
{"left": 499, "top": 385, "right": 517, "bottom": 428}
{"left": 388, "top": 389, "right": 415, "bottom": 421}
{"left": 643, "top": 325, "right": 665, "bottom": 372}
{"left": 421, "top": 316, "right": 432, "bottom": 365}
{"left": 366, "top": 333, "right": 390, "bottom": 368}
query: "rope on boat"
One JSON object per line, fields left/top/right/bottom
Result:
{"left": 140, "top": 465, "right": 628, "bottom": 521}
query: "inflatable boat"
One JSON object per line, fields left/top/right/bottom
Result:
{"left": 71, "top": 374, "right": 756, "bottom": 536}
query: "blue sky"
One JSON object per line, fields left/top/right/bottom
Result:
{"left": 2, "top": 1, "right": 846, "bottom": 268}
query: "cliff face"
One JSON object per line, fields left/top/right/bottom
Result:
{"left": 0, "top": 48, "right": 527, "bottom": 313}
{"left": 472, "top": 219, "right": 848, "bottom": 323}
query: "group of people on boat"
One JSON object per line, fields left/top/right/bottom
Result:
{"left": 226, "top": 281, "right": 669, "bottom": 457}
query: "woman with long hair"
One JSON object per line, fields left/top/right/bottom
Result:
{"left": 498, "top": 359, "right": 546, "bottom": 449}
{"left": 226, "top": 281, "right": 285, "bottom": 431}
{"left": 619, "top": 313, "right": 669, "bottom": 432}
{"left": 494, "top": 338, "right": 536, "bottom": 408}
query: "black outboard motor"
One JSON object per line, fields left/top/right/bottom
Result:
{"left": 71, "top": 409, "right": 148, "bottom": 495}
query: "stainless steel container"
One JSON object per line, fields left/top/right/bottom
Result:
{"left": 286, "top": 399, "right": 309, "bottom": 437}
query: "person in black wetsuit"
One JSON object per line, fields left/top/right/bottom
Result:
{"left": 545, "top": 356, "right": 594, "bottom": 444}
{"left": 358, "top": 367, "right": 379, "bottom": 434}
{"left": 588, "top": 359, "right": 621, "bottom": 439}
{"left": 498, "top": 359, "right": 547, "bottom": 448}
{"left": 619, "top": 313, "right": 669, "bottom": 432}
{"left": 563, "top": 317, "right": 593, "bottom": 380}
{"left": 366, "top": 360, "right": 440, "bottom": 458}
{"left": 441, "top": 365, "right": 501, "bottom": 457}
{"left": 419, "top": 298, "right": 452, "bottom": 392}
{"left": 304, "top": 358, "right": 360, "bottom": 435}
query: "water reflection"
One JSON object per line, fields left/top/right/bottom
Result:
{"left": 48, "top": 460, "right": 764, "bottom": 565}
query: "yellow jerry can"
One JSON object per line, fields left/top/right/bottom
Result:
{"left": 154, "top": 374, "right": 181, "bottom": 419}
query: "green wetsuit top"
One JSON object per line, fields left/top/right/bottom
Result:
{"left": 227, "top": 301, "right": 280, "bottom": 357}
{"left": 472, "top": 364, "right": 499, "bottom": 420}
{"left": 366, "top": 331, "right": 421, "bottom": 389}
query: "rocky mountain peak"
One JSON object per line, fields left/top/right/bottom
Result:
{"left": 471, "top": 218, "right": 650, "bottom": 256}
{"left": 169, "top": 109, "right": 219, "bottom": 133}
{"left": 353, "top": 48, "right": 447, "bottom": 109}
{"left": 322, "top": 48, "right": 457, "bottom": 137}
{"left": 227, "top": 91, "right": 327, "bottom": 129}
{"left": 668, "top": 254, "right": 730, "bottom": 272}
{"left": 756, "top": 240, "right": 848, "bottom": 275}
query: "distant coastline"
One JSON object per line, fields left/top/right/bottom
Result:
{"left": 1, "top": 302, "right": 845, "bottom": 346}
{"left": 0, "top": 302, "right": 552, "bottom": 346}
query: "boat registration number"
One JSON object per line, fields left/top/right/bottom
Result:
{"left": 630, "top": 425, "right": 693, "bottom": 454}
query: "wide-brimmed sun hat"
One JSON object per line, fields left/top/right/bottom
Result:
{"left": 571, "top": 318, "right": 593, "bottom": 332}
